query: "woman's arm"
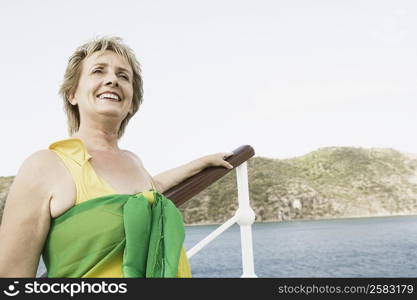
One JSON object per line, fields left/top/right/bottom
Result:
{"left": 0, "top": 151, "right": 53, "bottom": 277}
{"left": 153, "top": 152, "right": 234, "bottom": 193}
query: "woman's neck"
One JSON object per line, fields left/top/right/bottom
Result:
{"left": 72, "top": 126, "right": 120, "bottom": 153}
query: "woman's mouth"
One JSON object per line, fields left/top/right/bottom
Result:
{"left": 96, "top": 92, "right": 121, "bottom": 102}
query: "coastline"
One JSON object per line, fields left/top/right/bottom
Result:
{"left": 184, "top": 212, "right": 417, "bottom": 227}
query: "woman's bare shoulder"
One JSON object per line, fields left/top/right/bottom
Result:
{"left": 20, "top": 150, "right": 63, "bottom": 173}
{"left": 22, "top": 149, "right": 59, "bottom": 165}
{"left": 15, "top": 149, "right": 66, "bottom": 191}
{"left": 122, "top": 149, "right": 144, "bottom": 167}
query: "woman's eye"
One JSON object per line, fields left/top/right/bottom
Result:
{"left": 119, "top": 74, "right": 129, "bottom": 80}
{"left": 92, "top": 69, "right": 102, "bottom": 74}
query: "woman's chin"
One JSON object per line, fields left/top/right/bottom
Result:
{"left": 93, "top": 107, "right": 126, "bottom": 118}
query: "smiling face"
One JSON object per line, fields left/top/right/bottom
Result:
{"left": 69, "top": 50, "right": 134, "bottom": 125}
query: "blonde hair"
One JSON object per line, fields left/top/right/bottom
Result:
{"left": 59, "top": 36, "right": 143, "bottom": 138}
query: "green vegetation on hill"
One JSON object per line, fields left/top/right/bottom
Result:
{"left": 0, "top": 176, "right": 13, "bottom": 223}
{"left": 179, "top": 147, "right": 417, "bottom": 224}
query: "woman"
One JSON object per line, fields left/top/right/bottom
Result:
{"left": 0, "top": 37, "right": 233, "bottom": 277}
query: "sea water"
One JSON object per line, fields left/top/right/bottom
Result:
{"left": 184, "top": 215, "right": 417, "bottom": 277}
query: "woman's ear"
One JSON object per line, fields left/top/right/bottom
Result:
{"left": 68, "top": 94, "right": 77, "bottom": 105}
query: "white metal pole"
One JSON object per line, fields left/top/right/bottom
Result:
{"left": 235, "top": 162, "right": 257, "bottom": 278}
{"left": 187, "top": 215, "right": 237, "bottom": 259}
{"left": 239, "top": 225, "right": 257, "bottom": 277}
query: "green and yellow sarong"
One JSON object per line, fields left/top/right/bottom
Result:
{"left": 41, "top": 138, "right": 191, "bottom": 277}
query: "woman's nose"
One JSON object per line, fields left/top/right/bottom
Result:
{"left": 105, "top": 80, "right": 119, "bottom": 87}
{"left": 105, "top": 73, "right": 119, "bottom": 87}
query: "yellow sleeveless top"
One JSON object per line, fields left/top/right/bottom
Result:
{"left": 48, "top": 138, "right": 191, "bottom": 278}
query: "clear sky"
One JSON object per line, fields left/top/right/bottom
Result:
{"left": 0, "top": 0, "right": 416, "bottom": 176}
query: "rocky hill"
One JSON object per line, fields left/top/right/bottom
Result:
{"left": 1, "top": 147, "right": 417, "bottom": 225}
{"left": 179, "top": 147, "right": 417, "bottom": 224}
{"left": 0, "top": 176, "right": 13, "bottom": 223}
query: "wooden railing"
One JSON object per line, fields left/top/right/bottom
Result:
{"left": 167, "top": 145, "right": 255, "bottom": 207}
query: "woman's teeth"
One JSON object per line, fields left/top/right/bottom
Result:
{"left": 98, "top": 93, "right": 120, "bottom": 101}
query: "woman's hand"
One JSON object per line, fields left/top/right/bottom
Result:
{"left": 200, "top": 152, "right": 234, "bottom": 169}
{"left": 153, "top": 151, "right": 235, "bottom": 193}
